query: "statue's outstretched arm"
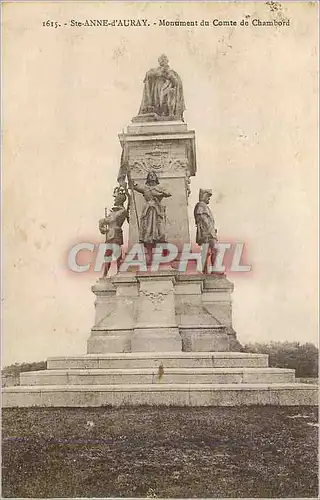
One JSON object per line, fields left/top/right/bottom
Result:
{"left": 132, "top": 181, "right": 145, "bottom": 194}
{"left": 155, "top": 186, "right": 171, "bottom": 198}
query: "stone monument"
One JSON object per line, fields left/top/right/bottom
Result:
{"left": 88, "top": 53, "right": 236, "bottom": 355}
{"left": 3, "top": 55, "right": 317, "bottom": 407}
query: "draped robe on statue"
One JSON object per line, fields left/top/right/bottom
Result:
{"left": 138, "top": 66, "right": 185, "bottom": 120}
{"left": 133, "top": 183, "right": 171, "bottom": 244}
{"left": 194, "top": 201, "right": 217, "bottom": 246}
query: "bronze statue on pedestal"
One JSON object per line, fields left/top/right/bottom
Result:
{"left": 134, "top": 54, "right": 185, "bottom": 122}
{"left": 99, "top": 186, "right": 128, "bottom": 276}
{"left": 132, "top": 171, "right": 172, "bottom": 265}
{"left": 194, "top": 189, "right": 218, "bottom": 274}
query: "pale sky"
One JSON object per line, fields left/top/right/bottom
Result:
{"left": 3, "top": 2, "right": 318, "bottom": 365}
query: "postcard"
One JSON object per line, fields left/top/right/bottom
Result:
{"left": 2, "top": 2, "right": 318, "bottom": 499}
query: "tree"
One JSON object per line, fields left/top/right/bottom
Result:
{"left": 241, "top": 342, "right": 318, "bottom": 378}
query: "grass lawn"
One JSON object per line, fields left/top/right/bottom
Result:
{"left": 2, "top": 406, "right": 318, "bottom": 498}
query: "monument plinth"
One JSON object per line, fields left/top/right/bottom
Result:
{"left": 118, "top": 121, "right": 196, "bottom": 250}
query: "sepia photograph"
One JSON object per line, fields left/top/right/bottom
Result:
{"left": 1, "top": 1, "right": 319, "bottom": 498}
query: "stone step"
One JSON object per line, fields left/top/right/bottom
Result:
{"left": 47, "top": 352, "right": 269, "bottom": 370}
{"left": 3, "top": 383, "right": 317, "bottom": 407}
{"left": 20, "top": 367, "right": 295, "bottom": 386}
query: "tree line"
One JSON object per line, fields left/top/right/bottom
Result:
{"left": 241, "top": 341, "right": 318, "bottom": 378}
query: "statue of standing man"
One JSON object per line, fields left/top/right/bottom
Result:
{"left": 194, "top": 189, "right": 218, "bottom": 274}
{"left": 99, "top": 186, "right": 129, "bottom": 277}
{"left": 134, "top": 54, "right": 185, "bottom": 122}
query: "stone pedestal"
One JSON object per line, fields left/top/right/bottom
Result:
{"left": 87, "top": 275, "right": 138, "bottom": 354}
{"left": 132, "top": 272, "right": 182, "bottom": 352}
{"left": 87, "top": 270, "right": 239, "bottom": 354}
{"left": 180, "top": 326, "right": 230, "bottom": 351}
{"left": 174, "top": 274, "right": 235, "bottom": 352}
{"left": 119, "top": 121, "right": 196, "bottom": 250}
{"left": 202, "top": 274, "right": 234, "bottom": 327}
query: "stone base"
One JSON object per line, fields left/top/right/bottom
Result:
{"left": 3, "top": 383, "right": 317, "bottom": 407}
{"left": 127, "top": 120, "right": 187, "bottom": 134}
{"left": 20, "top": 367, "right": 295, "bottom": 386}
{"left": 87, "top": 330, "right": 131, "bottom": 354}
{"left": 131, "top": 327, "right": 182, "bottom": 352}
{"left": 180, "top": 326, "right": 230, "bottom": 351}
{"left": 47, "top": 352, "right": 270, "bottom": 370}
{"left": 3, "top": 352, "right": 317, "bottom": 407}
{"left": 89, "top": 272, "right": 240, "bottom": 354}
{"left": 131, "top": 114, "right": 183, "bottom": 123}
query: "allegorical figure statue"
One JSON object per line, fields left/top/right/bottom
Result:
{"left": 99, "top": 186, "right": 128, "bottom": 276}
{"left": 132, "top": 171, "right": 172, "bottom": 263}
{"left": 194, "top": 189, "right": 218, "bottom": 273}
{"left": 135, "top": 54, "right": 185, "bottom": 121}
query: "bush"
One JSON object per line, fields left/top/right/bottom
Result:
{"left": 241, "top": 342, "right": 318, "bottom": 378}
{"left": 2, "top": 361, "right": 47, "bottom": 376}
